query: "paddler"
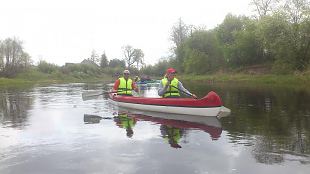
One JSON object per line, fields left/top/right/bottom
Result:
{"left": 113, "top": 70, "right": 138, "bottom": 96}
{"left": 158, "top": 68, "right": 197, "bottom": 99}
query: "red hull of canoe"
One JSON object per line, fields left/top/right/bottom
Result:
{"left": 110, "top": 91, "right": 223, "bottom": 107}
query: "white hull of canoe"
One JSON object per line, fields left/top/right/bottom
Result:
{"left": 116, "top": 108, "right": 222, "bottom": 128}
{"left": 108, "top": 99, "right": 231, "bottom": 117}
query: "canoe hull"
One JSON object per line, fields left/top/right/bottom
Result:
{"left": 108, "top": 98, "right": 230, "bottom": 117}
{"left": 108, "top": 91, "right": 231, "bottom": 117}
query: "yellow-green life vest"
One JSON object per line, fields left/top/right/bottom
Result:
{"left": 118, "top": 77, "right": 133, "bottom": 95}
{"left": 161, "top": 78, "right": 180, "bottom": 97}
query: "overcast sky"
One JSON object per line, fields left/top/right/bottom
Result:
{"left": 0, "top": 0, "right": 253, "bottom": 65}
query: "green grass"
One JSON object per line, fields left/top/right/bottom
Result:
{"left": 2, "top": 68, "right": 310, "bottom": 91}
{"left": 180, "top": 73, "right": 310, "bottom": 89}
{"left": 0, "top": 69, "right": 113, "bottom": 88}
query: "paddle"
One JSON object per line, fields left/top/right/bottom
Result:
{"left": 84, "top": 114, "right": 113, "bottom": 124}
{"left": 82, "top": 90, "right": 116, "bottom": 101}
{"left": 169, "top": 84, "right": 196, "bottom": 98}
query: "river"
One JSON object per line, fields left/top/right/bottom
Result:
{"left": 0, "top": 82, "right": 309, "bottom": 174}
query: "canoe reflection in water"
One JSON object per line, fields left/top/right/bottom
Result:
{"left": 84, "top": 109, "right": 224, "bottom": 148}
{"left": 129, "top": 111, "right": 222, "bottom": 139}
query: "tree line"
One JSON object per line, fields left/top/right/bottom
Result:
{"left": 0, "top": 39, "right": 145, "bottom": 78}
{"left": 1, "top": 0, "right": 309, "bottom": 78}
{"left": 141, "top": 0, "right": 310, "bottom": 75}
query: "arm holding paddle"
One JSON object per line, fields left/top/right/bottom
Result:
{"left": 174, "top": 81, "right": 197, "bottom": 99}
{"left": 158, "top": 79, "right": 197, "bottom": 99}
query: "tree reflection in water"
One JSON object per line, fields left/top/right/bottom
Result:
{"left": 187, "top": 82, "right": 310, "bottom": 164}
{"left": 0, "top": 89, "right": 34, "bottom": 128}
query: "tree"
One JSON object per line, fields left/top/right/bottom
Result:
{"left": 0, "top": 40, "right": 4, "bottom": 72}
{"left": 171, "top": 18, "right": 190, "bottom": 48}
{"left": 133, "top": 48, "right": 144, "bottom": 69}
{"left": 182, "top": 30, "right": 224, "bottom": 73}
{"left": 122, "top": 45, "right": 136, "bottom": 68}
{"left": 109, "top": 58, "right": 126, "bottom": 68}
{"left": 170, "top": 18, "right": 191, "bottom": 72}
{"left": 282, "top": 0, "right": 310, "bottom": 24}
{"left": 89, "top": 50, "right": 99, "bottom": 65}
{"left": 250, "top": 0, "right": 279, "bottom": 19}
{"left": 100, "top": 52, "right": 108, "bottom": 68}
{"left": 37, "top": 60, "right": 59, "bottom": 74}
{"left": 0, "top": 37, "right": 32, "bottom": 77}
{"left": 122, "top": 45, "right": 144, "bottom": 68}
{"left": 216, "top": 14, "right": 262, "bottom": 67}
{"left": 258, "top": 1, "right": 310, "bottom": 71}
{"left": 217, "top": 14, "right": 246, "bottom": 45}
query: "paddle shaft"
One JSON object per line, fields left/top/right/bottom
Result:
{"left": 84, "top": 114, "right": 113, "bottom": 120}
{"left": 82, "top": 91, "right": 116, "bottom": 98}
{"left": 169, "top": 84, "right": 193, "bottom": 97}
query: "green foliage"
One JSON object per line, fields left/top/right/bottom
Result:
{"left": 184, "top": 49, "right": 209, "bottom": 74}
{"left": 140, "top": 59, "right": 172, "bottom": 77}
{"left": 108, "top": 58, "right": 126, "bottom": 68}
{"left": 61, "top": 63, "right": 102, "bottom": 77}
{"left": 272, "top": 59, "right": 295, "bottom": 74}
{"left": 166, "top": 4, "right": 310, "bottom": 75}
{"left": 37, "top": 60, "right": 60, "bottom": 74}
{"left": 217, "top": 15, "right": 264, "bottom": 67}
{"left": 0, "top": 37, "right": 32, "bottom": 77}
{"left": 217, "top": 14, "right": 246, "bottom": 45}
{"left": 15, "top": 67, "right": 49, "bottom": 80}
{"left": 100, "top": 53, "right": 109, "bottom": 68}
{"left": 170, "top": 18, "right": 191, "bottom": 72}
{"left": 182, "top": 30, "right": 224, "bottom": 73}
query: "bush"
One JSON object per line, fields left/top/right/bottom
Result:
{"left": 272, "top": 59, "right": 294, "bottom": 74}
{"left": 37, "top": 60, "right": 60, "bottom": 74}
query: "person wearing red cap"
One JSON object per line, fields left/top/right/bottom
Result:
{"left": 158, "top": 68, "right": 197, "bottom": 99}
{"left": 113, "top": 70, "right": 138, "bottom": 96}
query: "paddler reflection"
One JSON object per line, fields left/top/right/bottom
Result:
{"left": 113, "top": 112, "right": 137, "bottom": 138}
{"left": 160, "top": 125, "right": 185, "bottom": 148}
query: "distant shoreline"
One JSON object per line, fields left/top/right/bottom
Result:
{"left": 1, "top": 72, "right": 310, "bottom": 90}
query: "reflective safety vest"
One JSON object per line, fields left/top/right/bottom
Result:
{"left": 118, "top": 77, "right": 133, "bottom": 95}
{"left": 161, "top": 78, "right": 180, "bottom": 98}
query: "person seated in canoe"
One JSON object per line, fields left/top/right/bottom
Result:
{"left": 158, "top": 68, "right": 197, "bottom": 99}
{"left": 134, "top": 76, "right": 140, "bottom": 82}
{"left": 113, "top": 70, "right": 138, "bottom": 96}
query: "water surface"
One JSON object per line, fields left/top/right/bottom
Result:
{"left": 0, "top": 82, "right": 309, "bottom": 174}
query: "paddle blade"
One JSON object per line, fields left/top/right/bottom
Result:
{"left": 83, "top": 114, "right": 113, "bottom": 124}
{"left": 84, "top": 114, "right": 103, "bottom": 124}
{"left": 82, "top": 91, "right": 106, "bottom": 101}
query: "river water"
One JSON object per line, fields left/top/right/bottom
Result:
{"left": 0, "top": 82, "right": 309, "bottom": 174}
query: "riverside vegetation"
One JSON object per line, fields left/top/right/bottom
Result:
{"left": 1, "top": 0, "right": 310, "bottom": 88}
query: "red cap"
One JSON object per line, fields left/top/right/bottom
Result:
{"left": 166, "top": 68, "right": 177, "bottom": 74}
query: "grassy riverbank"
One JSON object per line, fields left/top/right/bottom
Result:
{"left": 0, "top": 69, "right": 113, "bottom": 88}
{"left": 180, "top": 73, "right": 310, "bottom": 89}
{"left": 2, "top": 68, "right": 310, "bottom": 90}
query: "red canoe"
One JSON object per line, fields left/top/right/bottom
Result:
{"left": 109, "top": 91, "right": 231, "bottom": 117}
